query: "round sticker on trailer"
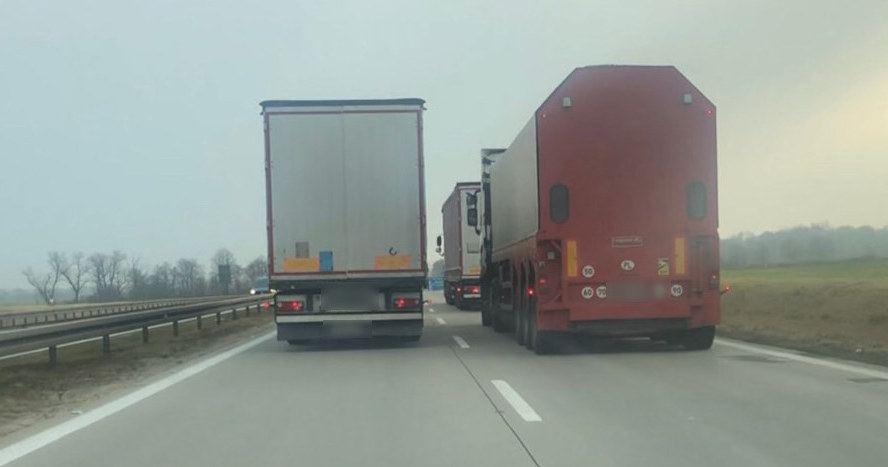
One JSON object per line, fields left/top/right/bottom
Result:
{"left": 671, "top": 284, "right": 684, "bottom": 297}
{"left": 595, "top": 286, "right": 607, "bottom": 299}
{"left": 581, "top": 286, "right": 594, "bottom": 299}
{"left": 620, "top": 260, "right": 635, "bottom": 271}
{"left": 582, "top": 265, "right": 595, "bottom": 278}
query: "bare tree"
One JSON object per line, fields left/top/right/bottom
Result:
{"left": 23, "top": 268, "right": 57, "bottom": 304}
{"left": 60, "top": 252, "right": 88, "bottom": 303}
{"left": 127, "top": 258, "right": 150, "bottom": 299}
{"left": 210, "top": 248, "right": 240, "bottom": 293}
{"left": 244, "top": 257, "right": 268, "bottom": 284}
{"left": 88, "top": 250, "right": 128, "bottom": 301}
{"left": 175, "top": 258, "right": 204, "bottom": 297}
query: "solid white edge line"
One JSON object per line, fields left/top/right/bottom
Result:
{"left": 436, "top": 317, "right": 446, "bottom": 325}
{"left": 0, "top": 330, "right": 275, "bottom": 465}
{"left": 491, "top": 380, "right": 542, "bottom": 422}
{"left": 452, "top": 336, "right": 469, "bottom": 349}
{"left": 715, "top": 338, "right": 888, "bottom": 379}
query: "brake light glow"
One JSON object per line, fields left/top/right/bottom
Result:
{"left": 394, "top": 297, "right": 421, "bottom": 309}
{"left": 709, "top": 272, "right": 719, "bottom": 290}
{"left": 465, "top": 285, "right": 480, "bottom": 294}
{"left": 527, "top": 287, "right": 534, "bottom": 296}
{"left": 277, "top": 300, "right": 304, "bottom": 312}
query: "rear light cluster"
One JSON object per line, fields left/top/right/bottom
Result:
{"left": 277, "top": 300, "right": 305, "bottom": 312}
{"left": 464, "top": 285, "right": 480, "bottom": 294}
{"left": 394, "top": 297, "right": 421, "bottom": 309}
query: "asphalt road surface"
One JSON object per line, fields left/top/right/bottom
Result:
{"left": 2, "top": 293, "right": 887, "bottom": 467}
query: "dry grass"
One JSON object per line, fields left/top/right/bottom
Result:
{"left": 720, "top": 258, "right": 888, "bottom": 366}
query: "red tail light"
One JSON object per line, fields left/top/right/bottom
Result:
{"left": 466, "top": 286, "right": 480, "bottom": 294}
{"left": 277, "top": 300, "right": 304, "bottom": 312}
{"left": 456, "top": 286, "right": 462, "bottom": 292}
{"left": 708, "top": 272, "right": 719, "bottom": 290}
{"left": 394, "top": 297, "right": 421, "bottom": 309}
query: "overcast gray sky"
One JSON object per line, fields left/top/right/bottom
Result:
{"left": 2, "top": 0, "right": 887, "bottom": 289}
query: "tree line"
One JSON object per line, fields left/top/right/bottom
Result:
{"left": 721, "top": 224, "right": 888, "bottom": 268}
{"left": 23, "top": 249, "right": 267, "bottom": 304}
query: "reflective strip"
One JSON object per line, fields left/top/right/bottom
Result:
{"left": 566, "top": 240, "right": 578, "bottom": 278}
{"left": 276, "top": 312, "right": 422, "bottom": 323}
{"left": 674, "top": 237, "right": 686, "bottom": 275}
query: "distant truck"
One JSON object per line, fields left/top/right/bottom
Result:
{"left": 477, "top": 66, "right": 721, "bottom": 354}
{"left": 260, "top": 99, "right": 427, "bottom": 343}
{"left": 438, "top": 182, "right": 482, "bottom": 309}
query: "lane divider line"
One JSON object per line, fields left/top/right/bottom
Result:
{"left": 491, "top": 380, "right": 542, "bottom": 422}
{"left": 436, "top": 317, "right": 446, "bottom": 325}
{"left": 452, "top": 336, "right": 470, "bottom": 349}
{"left": 428, "top": 308, "right": 435, "bottom": 313}
{"left": 715, "top": 338, "right": 888, "bottom": 380}
{"left": 0, "top": 331, "right": 275, "bottom": 466}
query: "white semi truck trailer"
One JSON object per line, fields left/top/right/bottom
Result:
{"left": 260, "top": 99, "right": 427, "bottom": 343}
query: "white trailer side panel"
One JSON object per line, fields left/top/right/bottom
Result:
{"left": 343, "top": 112, "right": 422, "bottom": 271}
{"left": 490, "top": 118, "right": 539, "bottom": 254}
{"left": 266, "top": 104, "right": 424, "bottom": 278}
{"left": 459, "top": 188, "right": 481, "bottom": 277}
{"left": 268, "top": 114, "right": 347, "bottom": 271}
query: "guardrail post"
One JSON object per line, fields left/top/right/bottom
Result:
{"left": 216, "top": 311, "right": 221, "bottom": 325}
{"left": 142, "top": 326, "right": 149, "bottom": 344}
{"left": 245, "top": 305, "right": 251, "bottom": 317}
{"left": 232, "top": 308, "right": 238, "bottom": 320}
{"left": 49, "top": 345, "right": 57, "bottom": 365}
{"left": 102, "top": 335, "right": 111, "bottom": 355}
{"left": 173, "top": 320, "right": 179, "bottom": 337}
{"left": 196, "top": 315, "right": 203, "bottom": 329}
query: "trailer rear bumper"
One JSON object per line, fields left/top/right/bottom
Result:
{"left": 276, "top": 313, "right": 423, "bottom": 340}
{"left": 568, "top": 318, "right": 690, "bottom": 337}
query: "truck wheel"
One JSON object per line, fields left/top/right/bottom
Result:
{"left": 532, "top": 330, "right": 556, "bottom": 355}
{"left": 481, "top": 301, "right": 490, "bottom": 326}
{"left": 445, "top": 289, "right": 454, "bottom": 306}
{"left": 515, "top": 294, "right": 526, "bottom": 346}
{"left": 680, "top": 326, "right": 715, "bottom": 350}
{"left": 523, "top": 297, "right": 536, "bottom": 349}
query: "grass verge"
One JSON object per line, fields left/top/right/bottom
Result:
{"left": 720, "top": 258, "right": 888, "bottom": 366}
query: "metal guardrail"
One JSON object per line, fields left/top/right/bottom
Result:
{"left": 0, "top": 296, "right": 231, "bottom": 329}
{"left": 0, "top": 295, "right": 272, "bottom": 365}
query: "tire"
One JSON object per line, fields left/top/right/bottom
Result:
{"left": 515, "top": 291, "right": 526, "bottom": 346}
{"left": 444, "top": 288, "right": 454, "bottom": 306}
{"left": 480, "top": 286, "right": 492, "bottom": 326}
{"left": 491, "top": 282, "right": 509, "bottom": 333}
{"left": 523, "top": 297, "right": 535, "bottom": 350}
{"left": 680, "top": 326, "right": 715, "bottom": 350}
{"left": 528, "top": 311, "right": 557, "bottom": 355}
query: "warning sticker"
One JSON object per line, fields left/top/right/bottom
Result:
{"left": 374, "top": 255, "right": 412, "bottom": 270}
{"left": 468, "top": 266, "right": 481, "bottom": 275}
{"left": 657, "top": 258, "right": 670, "bottom": 276}
{"left": 283, "top": 257, "right": 320, "bottom": 272}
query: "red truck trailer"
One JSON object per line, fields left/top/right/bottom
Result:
{"left": 438, "top": 182, "right": 482, "bottom": 309}
{"left": 476, "top": 65, "right": 720, "bottom": 354}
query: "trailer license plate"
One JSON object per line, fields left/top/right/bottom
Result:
{"left": 325, "top": 321, "right": 371, "bottom": 337}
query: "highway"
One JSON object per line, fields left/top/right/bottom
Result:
{"left": 2, "top": 293, "right": 887, "bottom": 466}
